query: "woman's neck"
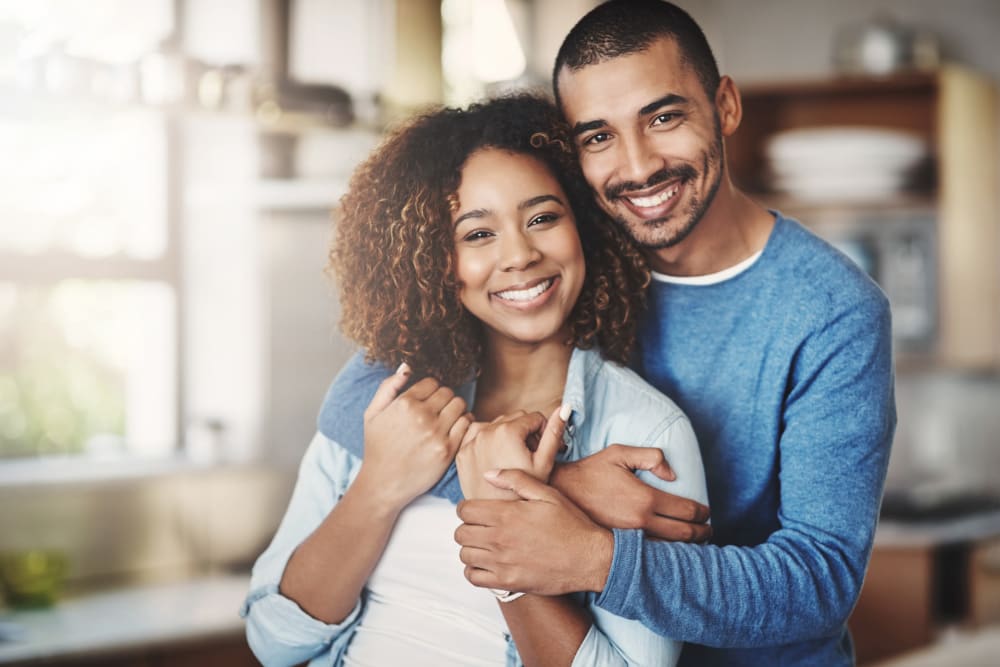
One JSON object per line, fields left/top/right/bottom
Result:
{"left": 473, "top": 336, "right": 573, "bottom": 422}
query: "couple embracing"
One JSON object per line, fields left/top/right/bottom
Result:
{"left": 242, "top": 2, "right": 895, "bottom": 665}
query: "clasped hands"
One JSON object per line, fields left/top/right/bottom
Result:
{"left": 360, "top": 366, "right": 711, "bottom": 597}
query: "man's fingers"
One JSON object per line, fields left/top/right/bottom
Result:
{"left": 610, "top": 443, "right": 676, "bottom": 482}
{"left": 484, "top": 468, "right": 556, "bottom": 503}
{"left": 533, "top": 403, "right": 569, "bottom": 475}
{"left": 365, "top": 362, "right": 411, "bottom": 415}
{"left": 453, "top": 522, "right": 495, "bottom": 549}
{"left": 644, "top": 515, "right": 714, "bottom": 543}
{"left": 464, "top": 565, "right": 499, "bottom": 589}
{"left": 651, "top": 492, "right": 711, "bottom": 524}
{"left": 457, "top": 499, "right": 507, "bottom": 527}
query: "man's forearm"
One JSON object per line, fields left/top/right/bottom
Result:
{"left": 597, "top": 528, "right": 867, "bottom": 647}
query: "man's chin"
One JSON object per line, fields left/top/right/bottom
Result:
{"left": 615, "top": 214, "right": 695, "bottom": 250}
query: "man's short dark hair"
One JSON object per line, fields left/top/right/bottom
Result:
{"left": 553, "top": 0, "right": 720, "bottom": 106}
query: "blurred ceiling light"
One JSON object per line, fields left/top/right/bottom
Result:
{"left": 471, "top": 0, "right": 526, "bottom": 83}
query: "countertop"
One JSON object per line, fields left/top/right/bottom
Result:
{"left": 875, "top": 509, "right": 1000, "bottom": 548}
{"left": 0, "top": 572, "right": 249, "bottom": 664}
{"left": 874, "top": 626, "right": 1000, "bottom": 666}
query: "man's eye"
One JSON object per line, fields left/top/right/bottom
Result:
{"left": 652, "top": 112, "right": 681, "bottom": 126}
{"left": 584, "top": 132, "right": 611, "bottom": 146}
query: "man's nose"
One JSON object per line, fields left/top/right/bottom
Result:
{"left": 619, "top": 135, "right": 663, "bottom": 188}
{"left": 500, "top": 229, "right": 541, "bottom": 271}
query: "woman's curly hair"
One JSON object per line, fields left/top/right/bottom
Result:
{"left": 329, "top": 93, "right": 650, "bottom": 387}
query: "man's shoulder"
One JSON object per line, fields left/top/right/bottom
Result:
{"left": 770, "top": 214, "right": 891, "bottom": 317}
{"left": 316, "top": 351, "right": 391, "bottom": 440}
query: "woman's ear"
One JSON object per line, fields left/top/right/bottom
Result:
{"left": 715, "top": 76, "right": 742, "bottom": 138}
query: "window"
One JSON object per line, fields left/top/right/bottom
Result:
{"left": 0, "top": 0, "right": 179, "bottom": 461}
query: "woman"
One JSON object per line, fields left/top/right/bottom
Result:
{"left": 241, "top": 94, "right": 707, "bottom": 666}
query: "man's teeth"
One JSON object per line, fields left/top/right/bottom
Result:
{"left": 627, "top": 184, "right": 680, "bottom": 208}
{"left": 495, "top": 279, "right": 553, "bottom": 302}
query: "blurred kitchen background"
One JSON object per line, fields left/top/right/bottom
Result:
{"left": 0, "top": 1, "right": 998, "bottom": 665}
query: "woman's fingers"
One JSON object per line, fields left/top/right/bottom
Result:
{"left": 364, "top": 362, "right": 411, "bottom": 417}
{"left": 533, "top": 403, "right": 569, "bottom": 477}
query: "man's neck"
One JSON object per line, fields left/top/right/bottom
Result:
{"left": 646, "top": 180, "right": 774, "bottom": 277}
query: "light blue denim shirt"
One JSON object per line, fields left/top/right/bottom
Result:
{"left": 241, "top": 346, "right": 708, "bottom": 666}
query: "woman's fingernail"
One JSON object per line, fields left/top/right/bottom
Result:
{"left": 396, "top": 362, "right": 411, "bottom": 376}
{"left": 484, "top": 469, "right": 500, "bottom": 479}
{"left": 559, "top": 403, "right": 572, "bottom": 421}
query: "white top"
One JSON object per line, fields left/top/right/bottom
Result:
{"left": 342, "top": 496, "right": 507, "bottom": 666}
{"left": 651, "top": 250, "right": 762, "bottom": 286}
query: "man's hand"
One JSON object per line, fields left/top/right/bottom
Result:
{"left": 456, "top": 405, "right": 568, "bottom": 500}
{"left": 455, "top": 470, "right": 613, "bottom": 595}
{"left": 551, "top": 445, "right": 711, "bottom": 542}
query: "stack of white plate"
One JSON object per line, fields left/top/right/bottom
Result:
{"left": 765, "top": 126, "right": 928, "bottom": 202}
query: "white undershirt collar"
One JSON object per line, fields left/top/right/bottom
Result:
{"left": 650, "top": 249, "right": 763, "bottom": 286}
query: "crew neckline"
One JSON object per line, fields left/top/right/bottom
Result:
{"left": 651, "top": 248, "right": 763, "bottom": 285}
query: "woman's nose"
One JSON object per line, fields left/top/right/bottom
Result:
{"left": 500, "top": 229, "right": 541, "bottom": 271}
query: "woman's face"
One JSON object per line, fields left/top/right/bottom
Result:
{"left": 451, "top": 148, "right": 585, "bottom": 349}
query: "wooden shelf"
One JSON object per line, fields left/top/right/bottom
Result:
{"left": 730, "top": 66, "right": 1000, "bottom": 369}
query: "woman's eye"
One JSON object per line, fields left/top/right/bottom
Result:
{"left": 462, "top": 230, "right": 493, "bottom": 242}
{"left": 528, "top": 213, "right": 558, "bottom": 227}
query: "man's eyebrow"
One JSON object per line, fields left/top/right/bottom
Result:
{"left": 571, "top": 119, "right": 606, "bottom": 137}
{"left": 518, "top": 194, "right": 564, "bottom": 210}
{"left": 639, "top": 93, "right": 689, "bottom": 117}
{"left": 453, "top": 209, "right": 487, "bottom": 227}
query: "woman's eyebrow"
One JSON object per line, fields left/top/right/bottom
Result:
{"left": 453, "top": 208, "right": 489, "bottom": 227}
{"left": 518, "top": 194, "right": 565, "bottom": 210}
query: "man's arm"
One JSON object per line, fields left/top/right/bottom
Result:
{"left": 457, "top": 296, "right": 896, "bottom": 647}
{"left": 319, "top": 352, "right": 711, "bottom": 534}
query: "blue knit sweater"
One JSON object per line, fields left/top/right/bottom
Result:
{"left": 316, "top": 213, "right": 896, "bottom": 665}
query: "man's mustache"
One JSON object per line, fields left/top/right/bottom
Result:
{"left": 604, "top": 164, "right": 698, "bottom": 200}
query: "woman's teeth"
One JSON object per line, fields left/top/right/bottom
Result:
{"left": 627, "top": 184, "right": 680, "bottom": 208}
{"left": 495, "top": 279, "right": 553, "bottom": 302}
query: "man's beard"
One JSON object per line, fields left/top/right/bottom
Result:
{"left": 607, "top": 138, "right": 724, "bottom": 251}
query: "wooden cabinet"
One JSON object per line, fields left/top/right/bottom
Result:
{"left": 3, "top": 634, "right": 258, "bottom": 667}
{"left": 729, "top": 67, "right": 1000, "bottom": 369}
{"left": 849, "top": 533, "right": 1000, "bottom": 665}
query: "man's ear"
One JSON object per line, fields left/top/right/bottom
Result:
{"left": 715, "top": 75, "right": 742, "bottom": 137}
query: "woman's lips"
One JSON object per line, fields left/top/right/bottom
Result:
{"left": 491, "top": 276, "right": 559, "bottom": 309}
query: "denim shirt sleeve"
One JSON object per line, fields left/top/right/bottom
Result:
{"left": 570, "top": 413, "right": 705, "bottom": 667}
{"left": 316, "top": 350, "right": 464, "bottom": 503}
{"left": 240, "top": 432, "right": 365, "bottom": 667}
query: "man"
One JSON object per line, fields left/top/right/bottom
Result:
{"left": 317, "top": 1, "right": 895, "bottom": 664}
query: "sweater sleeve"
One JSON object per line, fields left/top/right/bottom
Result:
{"left": 596, "top": 295, "right": 896, "bottom": 647}
{"left": 316, "top": 351, "right": 464, "bottom": 502}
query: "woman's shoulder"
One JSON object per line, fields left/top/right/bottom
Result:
{"left": 572, "top": 348, "right": 690, "bottom": 440}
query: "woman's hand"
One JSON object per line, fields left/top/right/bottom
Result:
{"left": 357, "top": 364, "right": 471, "bottom": 511}
{"left": 456, "top": 404, "right": 569, "bottom": 501}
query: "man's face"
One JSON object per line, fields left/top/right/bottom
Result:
{"left": 557, "top": 37, "right": 724, "bottom": 251}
